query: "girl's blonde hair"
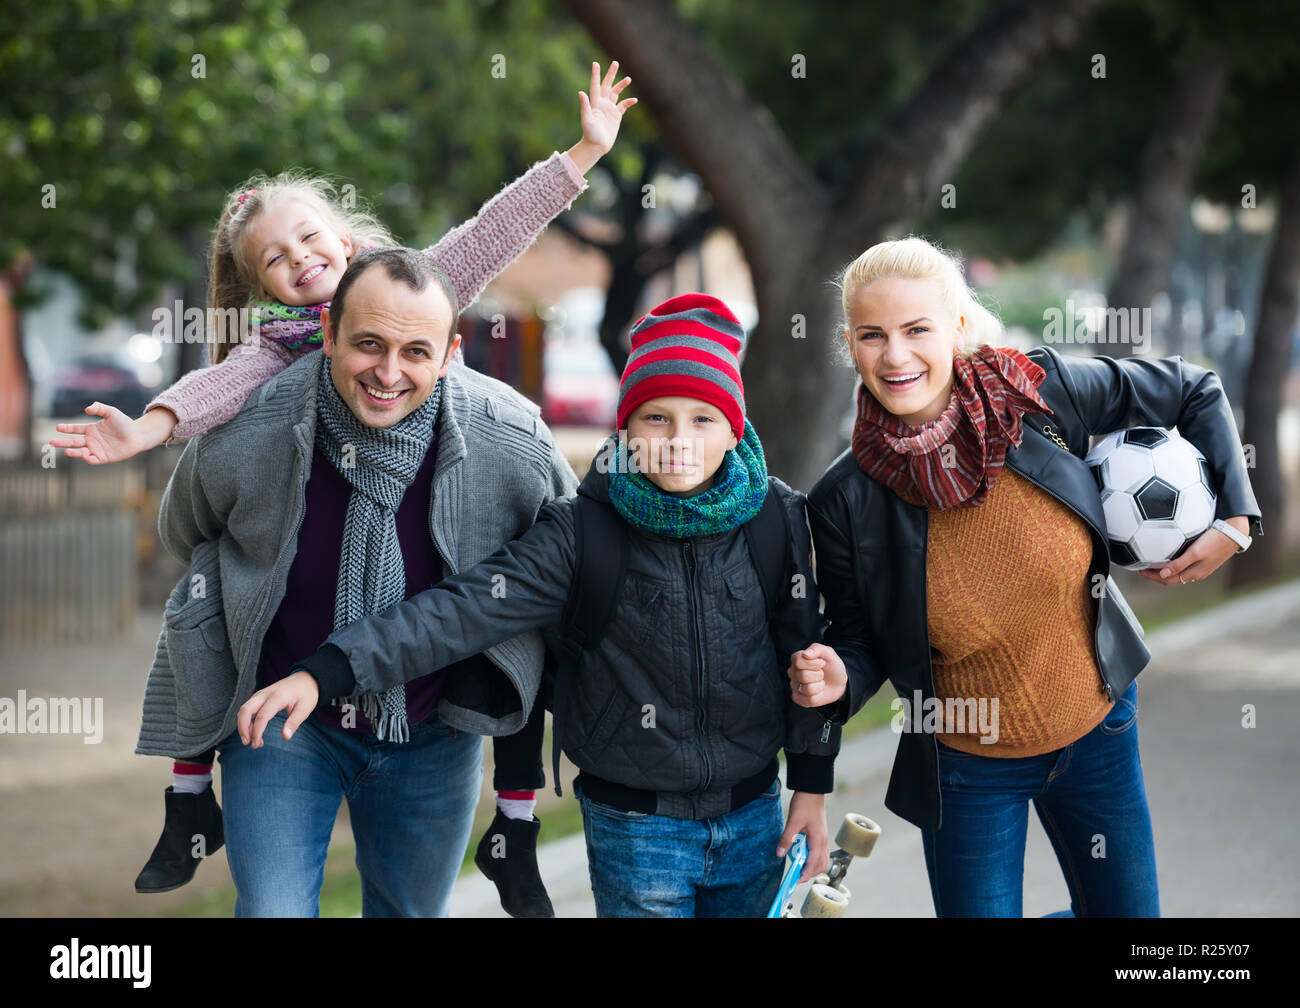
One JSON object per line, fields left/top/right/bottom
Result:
{"left": 834, "top": 236, "right": 1002, "bottom": 364}
{"left": 206, "top": 170, "right": 396, "bottom": 363}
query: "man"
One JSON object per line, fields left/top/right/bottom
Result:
{"left": 142, "top": 246, "right": 576, "bottom": 916}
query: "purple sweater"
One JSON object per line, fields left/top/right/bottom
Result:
{"left": 148, "top": 151, "right": 586, "bottom": 442}
{"left": 256, "top": 438, "right": 492, "bottom": 733}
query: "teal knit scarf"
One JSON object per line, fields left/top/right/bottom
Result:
{"left": 607, "top": 420, "right": 769, "bottom": 538}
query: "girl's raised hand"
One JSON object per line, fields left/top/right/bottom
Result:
{"left": 50, "top": 402, "right": 174, "bottom": 464}
{"left": 568, "top": 61, "right": 636, "bottom": 174}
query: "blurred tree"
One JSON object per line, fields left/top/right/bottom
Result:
{"left": 567, "top": 0, "right": 1109, "bottom": 487}
{"left": 0, "top": 0, "right": 598, "bottom": 378}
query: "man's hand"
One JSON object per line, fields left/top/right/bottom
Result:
{"left": 51, "top": 403, "right": 176, "bottom": 464}
{"left": 237, "top": 671, "right": 319, "bottom": 748}
{"left": 777, "top": 791, "right": 828, "bottom": 882}
{"left": 788, "top": 643, "right": 847, "bottom": 708}
{"left": 566, "top": 61, "right": 636, "bottom": 174}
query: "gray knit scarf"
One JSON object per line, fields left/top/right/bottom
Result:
{"left": 314, "top": 353, "right": 441, "bottom": 742}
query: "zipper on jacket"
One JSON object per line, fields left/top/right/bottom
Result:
{"left": 683, "top": 540, "right": 712, "bottom": 792}
{"left": 1007, "top": 460, "right": 1116, "bottom": 701}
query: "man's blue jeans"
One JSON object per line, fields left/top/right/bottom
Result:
{"left": 576, "top": 776, "right": 786, "bottom": 917}
{"left": 215, "top": 710, "right": 482, "bottom": 917}
{"left": 921, "top": 680, "right": 1160, "bottom": 917}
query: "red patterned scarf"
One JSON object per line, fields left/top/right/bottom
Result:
{"left": 850, "top": 345, "right": 1052, "bottom": 509}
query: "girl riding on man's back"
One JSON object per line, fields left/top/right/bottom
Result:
{"left": 52, "top": 61, "right": 636, "bottom": 912}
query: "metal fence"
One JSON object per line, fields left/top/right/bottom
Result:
{"left": 0, "top": 461, "right": 145, "bottom": 648}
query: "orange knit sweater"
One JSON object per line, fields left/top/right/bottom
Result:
{"left": 909, "top": 467, "right": 1113, "bottom": 757}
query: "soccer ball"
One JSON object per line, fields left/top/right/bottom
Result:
{"left": 1086, "top": 427, "right": 1217, "bottom": 571}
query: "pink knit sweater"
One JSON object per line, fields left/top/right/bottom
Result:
{"left": 148, "top": 151, "right": 587, "bottom": 442}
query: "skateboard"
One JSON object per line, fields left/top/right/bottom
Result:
{"left": 766, "top": 813, "right": 881, "bottom": 918}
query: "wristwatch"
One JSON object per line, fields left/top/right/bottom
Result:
{"left": 1211, "top": 518, "right": 1251, "bottom": 553}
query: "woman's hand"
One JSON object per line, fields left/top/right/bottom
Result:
{"left": 237, "top": 670, "right": 319, "bottom": 748}
{"left": 51, "top": 403, "right": 176, "bottom": 464}
{"left": 788, "top": 643, "right": 847, "bottom": 708}
{"left": 1138, "top": 515, "right": 1252, "bottom": 587}
{"left": 778, "top": 791, "right": 829, "bottom": 882}
{"left": 566, "top": 60, "right": 636, "bottom": 175}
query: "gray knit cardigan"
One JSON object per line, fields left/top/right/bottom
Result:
{"left": 135, "top": 352, "right": 578, "bottom": 758}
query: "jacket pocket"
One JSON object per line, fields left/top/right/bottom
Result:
{"left": 567, "top": 688, "right": 633, "bottom": 766}
{"left": 164, "top": 543, "right": 237, "bottom": 734}
{"left": 609, "top": 576, "right": 671, "bottom": 650}
{"left": 723, "top": 560, "right": 768, "bottom": 633}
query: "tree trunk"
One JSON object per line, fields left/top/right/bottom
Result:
{"left": 1106, "top": 59, "right": 1228, "bottom": 358}
{"left": 1230, "top": 134, "right": 1300, "bottom": 586}
{"left": 569, "top": 0, "right": 1107, "bottom": 487}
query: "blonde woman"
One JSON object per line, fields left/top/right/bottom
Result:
{"left": 788, "top": 236, "right": 1261, "bottom": 917}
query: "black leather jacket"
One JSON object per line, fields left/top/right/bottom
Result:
{"left": 807, "top": 345, "right": 1263, "bottom": 832}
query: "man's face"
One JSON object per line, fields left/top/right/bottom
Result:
{"left": 320, "top": 266, "right": 461, "bottom": 428}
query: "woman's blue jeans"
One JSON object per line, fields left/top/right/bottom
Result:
{"left": 215, "top": 711, "right": 482, "bottom": 917}
{"left": 577, "top": 776, "right": 786, "bottom": 917}
{"left": 921, "top": 680, "right": 1159, "bottom": 917}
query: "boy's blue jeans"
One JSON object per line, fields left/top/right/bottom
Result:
{"left": 215, "top": 711, "right": 482, "bottom": 917}
{"left": 921, "top": 680, "right": 1160, "bottom": 917}
{"left": 577, "top": 776, "right": 786, "bottom": 917}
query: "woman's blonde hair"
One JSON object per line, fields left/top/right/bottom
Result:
{"left": 834, "top": 236, "right": 1002, "bottom": 365}
{"left": 206, "top": 170, "right": 396, "bottom": 363}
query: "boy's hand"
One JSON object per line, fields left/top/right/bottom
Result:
{"left": 567, "top": 60, "right": 636, "bottom": 174}
{"left": 237, "top": 670, "right": 319, "bottom": 748}
{"left": 51, "top": 403, "right": 176, "bottom": 464}
{"left": 788, "top": 643, "right": 847, "bottom": 708}
{"left": 777, "top": 791, "right": 828, "bottom": 882}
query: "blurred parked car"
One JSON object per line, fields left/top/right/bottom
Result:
{"left": 49, "top": 355, "right": 150, "bottom": 420}
{"left": 542, "top": 337, "right": 618, "bottom": 428}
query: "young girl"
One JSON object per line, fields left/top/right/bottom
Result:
{"left": 51, "top": 61, "right": 636, "bottom": 899}
{"left": 238, "top": 293, "right": 843, "bottom": 917}
{"left": 788, "top": 236, "right": 1261, "bottom": 917}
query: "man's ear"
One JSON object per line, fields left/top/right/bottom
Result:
{"left": 321, "top": 307, "right": 336, "bottom": 355}
{"left": 438, "top": 332, "right": 462, "bottom": 378}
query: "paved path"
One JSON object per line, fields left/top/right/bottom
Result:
{"left": 451, "top": 580, "right": 1300, "bottom": 917}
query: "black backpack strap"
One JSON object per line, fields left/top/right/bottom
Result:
{"left": 553, "top": 494, "right": 628, "bottom": 796}
{"left": 559, "top": 495, "right": 629, "bottom": 657}
{"left": 741, "top": 478, "right": 793, "bottom": 621}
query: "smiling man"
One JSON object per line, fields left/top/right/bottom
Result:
{"left": 147, "top": 246, "right": 577, "bottom": 916}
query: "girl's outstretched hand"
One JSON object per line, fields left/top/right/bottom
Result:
{"left": 568, "top": 60, "right": 636, "bottom": 174}
{"left": 50, "top": 403, "right": 175, "bottom": 464}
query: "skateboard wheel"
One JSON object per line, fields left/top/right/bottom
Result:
{"left": 836, "top": 813, "right": 881, "bottom": 859}
{"left": 810, "top": 874, "right": 849, "bottom": 899}
{"left": 802, "top": 883, "right": 849, "bottom": 918}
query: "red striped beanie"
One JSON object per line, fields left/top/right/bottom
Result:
{"left": 616, "top": 293, "right": 747, "bottom": 439}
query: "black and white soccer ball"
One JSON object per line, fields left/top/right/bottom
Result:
{"left": 1086, "top": 427, "right": 1217, "bottom": 571}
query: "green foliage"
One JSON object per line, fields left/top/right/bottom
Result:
{"left": 0, "top": 0, "right": 601, "bottom": 325}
